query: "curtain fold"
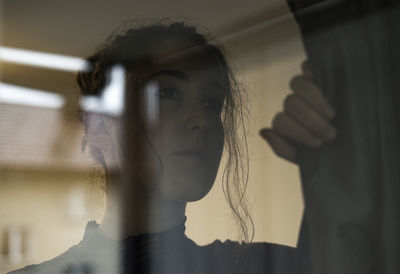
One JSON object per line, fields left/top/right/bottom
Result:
{"left": 286, "top": 1, "right": 400, "bottom": 273}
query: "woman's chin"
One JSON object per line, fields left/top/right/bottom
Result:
{"left": 160, "top": 175, "right": 215, "bottom": 202}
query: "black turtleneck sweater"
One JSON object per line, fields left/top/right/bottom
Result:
{"left": 9, "top": 220, "right": 296, "bottom": 274}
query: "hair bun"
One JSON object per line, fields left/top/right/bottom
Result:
{"left": 77, "top": 53, "right": 107, "bottom": 96}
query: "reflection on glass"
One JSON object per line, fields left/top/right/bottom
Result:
{"left": 0, "top": 46, "right": 90, "bottom": 72}
{"left": 2, "top": 20, "right": 312, "bottom": 274}
{"left": 3, "top": 1, "right": 397, "bottom": 274}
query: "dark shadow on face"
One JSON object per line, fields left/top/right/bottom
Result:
{"left": 122, "top": 38, "right": 227, "bottom": 202}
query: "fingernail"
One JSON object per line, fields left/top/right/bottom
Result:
{"left": 326, "top": 107, "right": 335, "bottom": 120}
{"left": 326, "top": 128, "right": 337, "bottom": 141}
{"left": 311, "top": 138, "right": 323, "bottom": 148}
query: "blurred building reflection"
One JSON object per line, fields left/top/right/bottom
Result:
{"left": 0, "top": 102, "right": 105, "bottom": 272}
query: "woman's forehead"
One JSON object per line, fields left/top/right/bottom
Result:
{"left": 149, "top": 38, "right": 223, "bottom": 76}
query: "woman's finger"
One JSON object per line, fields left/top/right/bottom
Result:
{"left": 260, "top": 128, "right": 297, "bottom": 163}
{"left": 284, "top": 94, "right": 337, "bottom": 141}
{"left": 271, "top": 112, "right": 323, "bottom": 148}
{"left": 290, "top": 75, "right": 335, "bottom": 120}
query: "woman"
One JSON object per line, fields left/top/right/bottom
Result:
{"left": 11, "top": 22, "right": 336, "bottom": 274}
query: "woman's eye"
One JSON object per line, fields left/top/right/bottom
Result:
{"left": 158, "top": 87, "right": 179, "bottom": 100}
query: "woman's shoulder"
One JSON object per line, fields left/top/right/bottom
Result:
{"left": 8, "top": 223, "right": 297, "bottom": 274}
{"left": 203, "top": 238, "right": 296, "bottom": 256}
{"left": 200, "top": 239, "right": 297, "bottom": 274}
{"left": 7, "top": 244, "right": 87, "bottom": 274}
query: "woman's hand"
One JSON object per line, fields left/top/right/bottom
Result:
{"left": 260, "top": 61, "right": 337, "bottom": 164}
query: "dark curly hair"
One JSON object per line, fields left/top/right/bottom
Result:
{"left": 77, "top": 21, "right": 254, "bottom": 242}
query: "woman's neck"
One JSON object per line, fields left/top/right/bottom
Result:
{"left": 100, "top": 182, "right": 187, "bottom": 239}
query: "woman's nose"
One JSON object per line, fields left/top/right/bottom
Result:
{"left": 184, "top": 103, "right": 208, "bottom": 133}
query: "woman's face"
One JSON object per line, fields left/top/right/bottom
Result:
{"left": 124, "top": 38, "right": 226, "bottom": 202}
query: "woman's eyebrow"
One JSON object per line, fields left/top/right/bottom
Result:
{"left": 148, "top": 70, "right": 188, "bottom": 81}
{"left": 205, "top": 80, "right": 224, "bottom": 89}
{"left": 203, "top": 80, "right": 227, "bottom": 95}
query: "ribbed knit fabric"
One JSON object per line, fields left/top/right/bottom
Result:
{"left": 9, "top": 219, "right": 296, "bottom": 274}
